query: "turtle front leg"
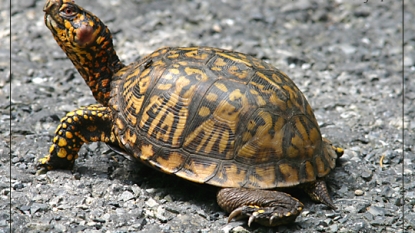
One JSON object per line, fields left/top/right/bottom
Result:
{"left": 37, "top": 104, "right": 116, "bottom": 172}
{"left": 217, "top": 188, "right": 303, "bottom": 227}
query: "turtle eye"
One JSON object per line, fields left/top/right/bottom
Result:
{"left": 61, "top": 5, "right": 76, "bottom": 17}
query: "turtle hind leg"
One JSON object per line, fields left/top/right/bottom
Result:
{"left": 217, "top": 188, "right": 303, "bottom": 227}
{"left": 37, "top": 104, "right": 115, "bottom": 173}
{"left": 303, "top": 179, "right": 337, "bottom": 209}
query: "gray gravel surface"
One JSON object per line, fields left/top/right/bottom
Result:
{"left": 4, "top": 0, "right": 414, "bottom": 232}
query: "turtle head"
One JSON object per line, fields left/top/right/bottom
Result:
{"left": 44, "top": 0, "right": 124, "bottom": 106}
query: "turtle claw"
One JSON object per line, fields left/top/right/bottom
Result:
{"left": 35, "top": 167, "right": 49, "bottom": 175}
{"left": 227, "top": 207, "right": 243, "bottom": 223}
{"left": 35, "top": 156, "right": 53, "bottom": 174}
{"left": 226, "top": 205, "right": 302, "bottom": 227}
{"left": 228, "top": 206, "right": 260, "bottom": 227}
{"left": 248, "top": 214, "right": 256, "bottom": 227}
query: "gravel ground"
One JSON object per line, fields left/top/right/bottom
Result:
{"left": 3, "top": 0, "right": 414, "bottom": 232}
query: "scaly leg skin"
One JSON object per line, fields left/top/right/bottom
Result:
{"left": 217, "top": 188, "right": 304, "bottom": 227}
{"left": 303, "top": 179, "right": 337, "bottom": 209}
{"left": 36, "top": 104, "right": 115, "bottom": 173}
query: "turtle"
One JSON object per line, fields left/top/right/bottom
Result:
{"left": 38, "top": 0, "right": 344, "bottom": 227}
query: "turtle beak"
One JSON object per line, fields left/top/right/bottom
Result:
{"left": 43, "top": 0, "right": 60, "bottom": 14}
{"left": 43, "top": 0, "right": 68, "bottom": 32}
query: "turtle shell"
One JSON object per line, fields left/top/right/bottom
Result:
{"left": 109, "top": 46, "right": 336, "bottom": 189}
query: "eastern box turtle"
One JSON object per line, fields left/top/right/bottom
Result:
{"left": 38, "top": 0, "right": 344, "bottom": 227}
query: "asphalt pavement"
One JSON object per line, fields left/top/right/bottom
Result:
{"left": 3, "top": 0, "right": 414, "bottom": 232}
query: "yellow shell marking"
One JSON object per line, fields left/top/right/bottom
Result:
{"left": 140, "top": 144, "right": 154, "bottom": 160}
{"left": 189, "top": 119, "right": 215, "bottom": 152}
{"left": 220, "top": 163, "right": 248, "bottom": 187}
{"left": 228, "top": 65, "right": 250, "bottom": 80}
{"left": 157, "top": 152, "right": 185, "bottom": 173}
{"left": 176, "top": 157, "right": 218, "bottom": 183}
{"left": 126, "top": 128, "right": 137, "bottom": 145}
{"left": 184, "top": 67, "right": 209, "bottom": 81}
{"left": 184, "top": 51, "right": 209, "bottom": 60}
{"left": 214, "top": 57, "right": 227, "bottom": 67}
{"left": 198, "top": 106, "right": 211, "bottom": 117}
{"left": 237, "top": 111, "right": 273, "bottom": 159}
{"left": 269, "top": 92, "right": 287, "bottom": 110}
{"left": 169, "top": 68, "right": 180, "bottom": 75}
{"left": 157, "top": 83, "right": 173, "bottom": 90}
{"left": 214, "top": 82, "right": 228, "bottom": 92}
{"left": 315, "top": 156, "right": 329, "bottom": 176}
{"left": 140, "top": 73, "right": 195, "bottom": 146}
{"left": 167, "top": 53, "right": 179, "bottom": 59}
{"left": 183, "top": 118, "right": 233, "bottom": 158}
{"left": 253, "top": 166, "right": 276, "bottom": 188}
{"left": 304, "top": 160, "right": 315, "bottom": 181}
{"left": 279, "top": 163, "right": 299, "bottom": 186}
{"left": 217, "top": 52, "right": 252, "bottom": 67}
{"left": 206, "top": 92, "right": 218, "bottom": 102}
{"left": 271, "top": 73, "right": 283, "bottom": 83}
{"left": 183, "top": 89, "right": 249, "bottom": 158}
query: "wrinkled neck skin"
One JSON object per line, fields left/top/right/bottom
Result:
{"left": 53, "top": 18, "right": 124, "bottom": 106}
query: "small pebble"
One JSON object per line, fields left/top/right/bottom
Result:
{"left": 145, "top": 198, "right": 159, "bottom": 208}
{"left": 354, "top": 189, "right": 364, "bottom": 196}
